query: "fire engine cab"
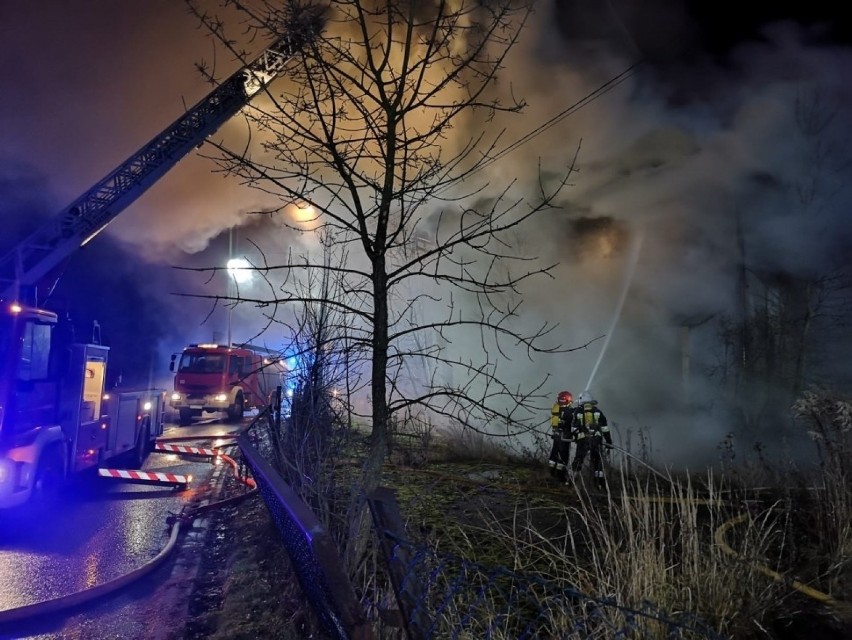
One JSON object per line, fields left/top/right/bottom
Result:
{"left": 0, "top": 301, "right": 165, "bottom": 509}
{"left": 169, "top": 344, "right": 285, "bottom": 426}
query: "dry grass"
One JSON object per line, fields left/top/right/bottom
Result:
{"left": 379, "top": 422, "right": 850, "bottom": 638}
{"left": 183, "top": 406, "right": 851, "bottom": 639}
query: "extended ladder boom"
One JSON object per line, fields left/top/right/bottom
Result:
{"left": 0, "top": 26, "right": 310, "bottom": 302}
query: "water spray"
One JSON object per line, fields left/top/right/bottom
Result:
{"left": 584, "top": 230, "right": 645, "bottom": 393}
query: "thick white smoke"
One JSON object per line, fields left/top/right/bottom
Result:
{"left": 1, "top": 1, "right": 849, "bottom": 467}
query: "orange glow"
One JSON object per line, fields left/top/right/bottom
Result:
{"left": 598, "top": 235, "right": 615, "bottom": 259}
{"left": 288, "top": 203, "right": 318, "bottom": 229}
{"left": 295, "top": 204, "right": 315, "bottom": 221}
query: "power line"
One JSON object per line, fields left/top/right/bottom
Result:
{"left": 474, "top": 61, "right": 643, "bottom": 176}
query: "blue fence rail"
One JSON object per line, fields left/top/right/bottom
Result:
{"left": 237, "top": 433, "right": 374, "bottom": 639}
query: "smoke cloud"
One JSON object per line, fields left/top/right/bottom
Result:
{"left": 1, "top": 1, "right": 849, "bottom": 467}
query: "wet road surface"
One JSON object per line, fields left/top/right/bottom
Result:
{"left": 0, "top": 416, "right": 246, "bottom": 640}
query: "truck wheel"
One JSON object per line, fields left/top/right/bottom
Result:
{"left": 227, "top": 394, "right": 244, "bottom": 423}
{"left": 179, "top": 408, "right": 193, "bottom": 426}
{"left": 31, "top": 449, "right": 64, "bottom": 509}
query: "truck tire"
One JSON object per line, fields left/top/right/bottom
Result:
{"left": 226, "top": 394, "right": 244, "bottom": 423}
{"left": 31, "top": 448, "right": 64, "bottom": 510}
{"left": 179, "top": 408, "right": 193, "bottom": 426}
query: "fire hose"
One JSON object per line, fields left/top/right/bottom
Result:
{"left": 607, "top": 444, "right": 848, "bottom": 611}
{"left": 0, "top": 434, "right": 257, "bottom": 626}
{"left": 395, "top": 441, "right": 849, "bottom": 613}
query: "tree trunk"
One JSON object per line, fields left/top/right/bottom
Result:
{"left": 344, "top": 257, "right": 390, "bottom": 573}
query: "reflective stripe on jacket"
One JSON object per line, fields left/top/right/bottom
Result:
{"left": 573, "top": 402, "right": 610, "bottom": 441}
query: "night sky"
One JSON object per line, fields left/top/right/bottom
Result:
{"left": 1, "top": 1, "right": 849, "bottom": 462}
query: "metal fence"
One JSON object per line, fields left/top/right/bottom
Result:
{"left": 368, "top": 488, "right": 724, "bottom": 640}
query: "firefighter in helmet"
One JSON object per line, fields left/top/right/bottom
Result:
{"left": 547, "top": 391, "right": 575, "bottom": 481}
{"left": 569, "top": 389, "right": 612, "bottom": 489}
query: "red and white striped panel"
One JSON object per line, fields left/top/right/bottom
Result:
{"left": 98, "top": 468, "right": 191, "bottom": 484}
{"left": 154, "top": 443, "right": 219, "bottom": 456}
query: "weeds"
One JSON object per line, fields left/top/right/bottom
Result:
{"left": 238, "top": 389, "right": 851, "bottom": 639}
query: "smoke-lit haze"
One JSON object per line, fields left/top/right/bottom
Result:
{"left": 1, "top": 1, "right": 849, "bottom": 466}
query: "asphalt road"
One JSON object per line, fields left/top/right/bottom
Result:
{"left": 0, "top": 414, "right": 247, "bottom": 640}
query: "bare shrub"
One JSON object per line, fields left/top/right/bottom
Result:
{"left": 793, "top": 388, "right": 852, "bottom": 594}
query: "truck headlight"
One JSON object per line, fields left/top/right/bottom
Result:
{"left": 171, "top": 393, "right": 181, "bottom": 401}
{"left": 0, "top": 459, "right": 14, "bottom": 486}
{"left": 143, "top": 401, "right": 153, "bottom": 411}
{"left": 214, "top": 394, "right": 228, "bottom": 402}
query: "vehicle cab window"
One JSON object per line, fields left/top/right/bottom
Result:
{"left": 229, "top": 355, "right": 244, "bottom": 376}
{"left": 17, "top": 321, "right": 52, "bottom": 381}
{"left": 9, "top": 319, "right": 56, "bottom": 436}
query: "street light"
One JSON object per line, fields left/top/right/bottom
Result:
{"left": 227, "top": 258, "right": 252, "bottom": 284}
{"left": 226, "top": 257, "right": 252, "bottom": 347}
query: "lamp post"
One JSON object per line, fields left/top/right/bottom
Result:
{"left": 226, "top": 257, "right": 252, "bottom": 347}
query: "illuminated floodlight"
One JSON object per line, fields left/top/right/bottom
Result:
{"left": 227, "top": 258, "right": 252, "bottom": 284}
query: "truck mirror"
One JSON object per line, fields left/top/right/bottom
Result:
{"left": 169, "top": 354, "right": 176, "bottom": 372}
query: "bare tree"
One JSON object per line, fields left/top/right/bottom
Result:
{"left": 714, "top": 89, "right": 852, "bottom": 437}
{"left": 185, "top": 0, "right": 575, "bottom": 565}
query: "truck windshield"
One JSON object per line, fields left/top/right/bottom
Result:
{"left": 178, "top": 352, "right": 226, "bottom": 374}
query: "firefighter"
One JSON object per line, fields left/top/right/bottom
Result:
{"left": 547, "top": 391, "right": 575, "bottom": 481}
{"left": 569, "top": 389, "right": 612, "bottom": 489}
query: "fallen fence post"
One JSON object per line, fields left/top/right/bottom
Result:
{"left": 368, "top": 487, "right": 429, "bottom": 640}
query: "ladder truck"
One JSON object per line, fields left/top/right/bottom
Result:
{"left": 0, "top": 14, "right": 313, "bottom": 509}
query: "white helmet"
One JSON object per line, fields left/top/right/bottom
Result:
{"left": 578, "top": 389, "right": 596, "bottom": 405}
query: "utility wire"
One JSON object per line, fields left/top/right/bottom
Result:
{"left": 474, "top": 61, "right": 643, "bottom": 176}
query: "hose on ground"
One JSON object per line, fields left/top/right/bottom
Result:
{"left": 714, "top": 511, "right": 851, "bottom": 614}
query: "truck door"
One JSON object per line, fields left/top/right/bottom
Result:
{"left": 228, "top": 354, "right": 244, "bottom": 383}
{"left": 8, "top": 319, "right": 57, "bottom": 436}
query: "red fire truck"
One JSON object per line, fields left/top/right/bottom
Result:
{"left": 169, "top": 343, "right": 286, "bottom": 425}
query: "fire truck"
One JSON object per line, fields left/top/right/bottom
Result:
{"left": 0, "top": 301, "right": 167, "bottom": 508}
{"left": 169, "top": 343, "right": 286, "bottom": 425}
{"left": 0, "top": 14, "right": 313, "bottom": 509}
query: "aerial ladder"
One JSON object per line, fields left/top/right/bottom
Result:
{"left": 0, "top": 13, "right": 314, "bottom": 304}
